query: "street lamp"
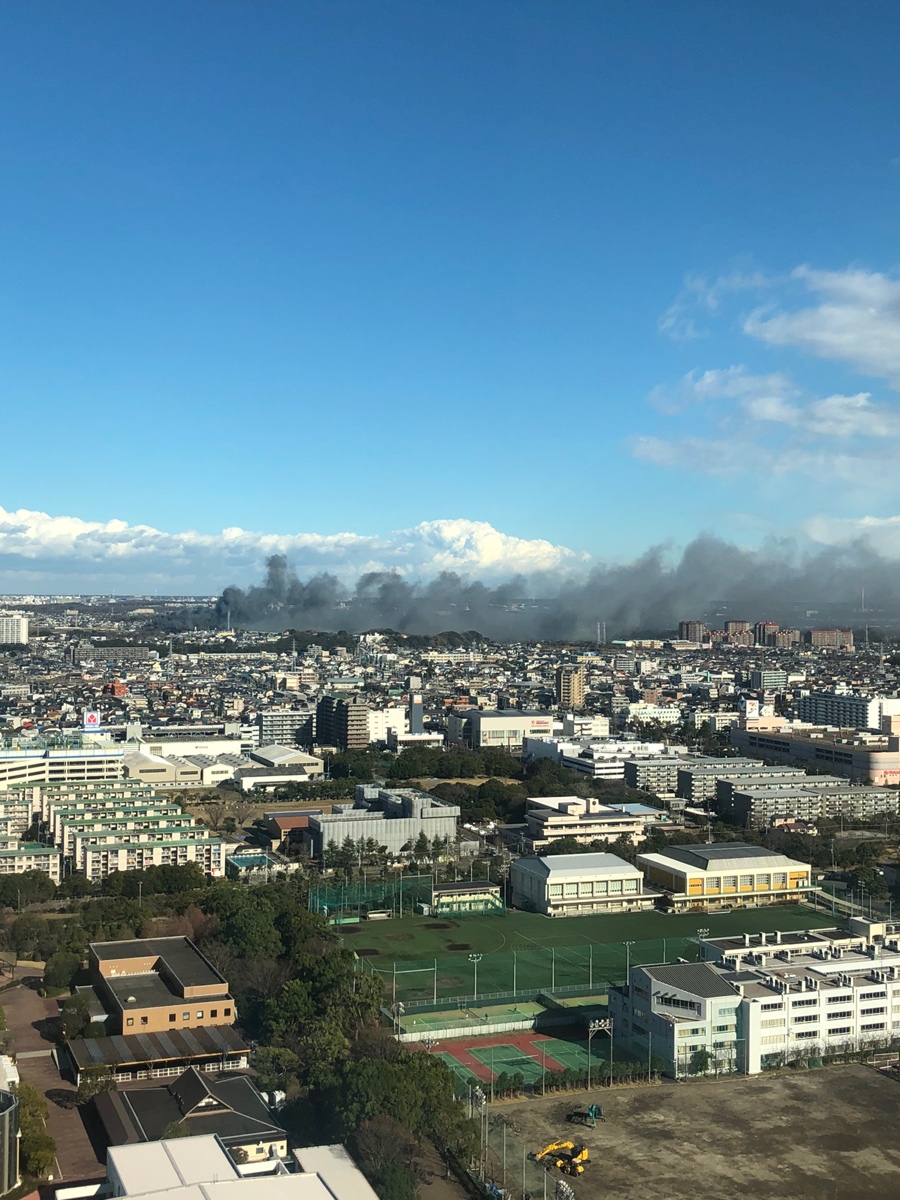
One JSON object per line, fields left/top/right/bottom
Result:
{"left": 469, "top": 953, "right": 483, "bottom": 1001}
{"left": 696, "top": 928, "right": 709, "bottom": 961}
{"left": 392, "top": 1001, "right": 405, "bottom": 1036}
{"left": 588, "top": 1017, "right": 613, "bottom": 1089}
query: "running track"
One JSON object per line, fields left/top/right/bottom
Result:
{"left": 424, "top": 1032, "right": 568, "bottom": 1081}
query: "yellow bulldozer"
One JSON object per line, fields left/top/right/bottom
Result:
{"left": 530, "top": 1140, "right": 590, "bottom": 1176}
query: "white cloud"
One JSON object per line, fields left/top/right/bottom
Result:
{"left": 649, "top": 365, "right": 795, "bottom": 413}
{"left": 0, "top": 507, "right": 584, "bottom": 591}
{"left": 744, "top": 266, "right": 900, "bottom": 385}
{"left": 803, "top": 513, "right": 900, "bottom": 558}
{"left": 658, "top": 270, "right": 774, "bottom": 340}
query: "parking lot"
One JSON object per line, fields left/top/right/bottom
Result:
{"left": 496, "top": 1065, "right": 900, "bottom": 1200}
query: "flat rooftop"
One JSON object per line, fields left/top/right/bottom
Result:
{"left": 92, "top": 937, "right": 224, "bottom": 989}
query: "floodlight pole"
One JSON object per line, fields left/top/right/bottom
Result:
{"left": 469, "top": 953, "right": 483, "bottom": 1001}
{"left": 624, "top": 940, "right": 635, "bottom": 979}
{"left": 697, "top": 928, "right": 709, "bottom": 962}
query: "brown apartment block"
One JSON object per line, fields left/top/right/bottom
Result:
{"left": 90, "top": 936, "right": 236, "bottom": 1035}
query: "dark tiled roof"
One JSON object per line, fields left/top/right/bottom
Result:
{"left": 643, "top": 963, "right": 737, "bottom": 999}
{"left": 67, "top": 1024, "right": 247, "bottom": 1071}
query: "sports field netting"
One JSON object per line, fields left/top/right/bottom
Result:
{"left": 365, "top": 935, "right": 694, "bottom": 1003}
{"left": 398, "top": 1001, "right": 544, "bottom": 1036}
{"left": 349, "top": 905, "right": 836, "bottom": 1004}
{"left": 309, "top": 873, "right": 433, "bottom": 918}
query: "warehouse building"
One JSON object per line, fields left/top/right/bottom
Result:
{"left": 510, "top": 851, "right": 655, "bottom": 916}
{"left": 305, "top": 786, "right": 459, "bottom": 859}
{"left": 635, "top": 843, "right": 811, "bottom": 911}
{"left": 730, "top": 722, "right": 900, "bottom": 786}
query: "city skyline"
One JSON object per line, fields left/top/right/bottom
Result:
{"left": 3, "top": 3, "right": 900, "bottom": 591}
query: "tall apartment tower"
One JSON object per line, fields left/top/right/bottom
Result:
{"left": 754, "top": 621, "right": 779, "bottom": 646}
{"left": 724, "top": 620, "right": 750, "bottom": 634}
{"left": 555, "top": 665, "right": 585, "bottom": 710}
{"left": 0, "top": 615, "right": 28, "bottom": 645}
{"left": 316, "top": 695, "right": 370, "bottom": 751}
{"left": 409, "top": 692, "right": 424, "bottom": 735}
{"left": 678, "top": 620, "right": 706, "bottom": 643}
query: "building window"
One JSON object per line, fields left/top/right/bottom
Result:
{"left": 861, "top": 1022, "right": 886, "bottom": 1031}
{"left": 210, "top": 1009, "right": 218, "bottom": 1018}
{"left": 861, "top": 1006, "right": 886, "bottom": 1016}
{"left": 792, "top": 998, "right": 817, "bottom": 1008}
{"left": 141, "top": 1017, "right": 148, "bottom": 1026}
{"left": 723, "top": 875, "right": 738, "bottom": 889}
{"left": 757, "top": 874, "right": 770, "bottom": 888}
{"left": 761, "top": 1001, "right": 783, "bottom": 1012}
{"left": 773, "top": 873, "right": 787, "bottom": 886}
{"left": 183, "top": 1012, "right": 190, "bottom": 1020}
{"left": 714, "top": 1024, "right": 735, "bottom": 1033}
{"left": 706, "top": 877, "right": 720, "bottom": 890}
{"left": 793, "top": 1015, "right": 818, "bottom": 1025}
{"left": 740, "top": 875, "right": 753, "bottom": 888}
{"left": 761, "top": 1018, "right": 785, "bottom": 1029}
{"left": 860, "top": 991, "right": 886, "bottom": 1000}
{"left": 828, "top": 1027, "right": 852, "bottom": 1036}
{"left": 126, "top": 1018, "right": 134, "bottom": 1027}
{"left": 795, "top": 1030, "right": 818, "bottom": 1040}
{"left": 169, "top": 1013, "right": 176, "bottom": 1022}
{"left": 196, "top": 1011, "right": 204, "bottom": 1019}
{"left": 761, "top": 1034, "right": 785, "bottom": 1045}
{"left": 224, "top": 1007, "right": 231, "bottom": 1016}
{"left": 827, "top": 994, "right": 852, "bottom": 1004}
{"left": 827, "top": 1011, "right": 853, "bottom": 1021}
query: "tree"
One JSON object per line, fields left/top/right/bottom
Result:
{"left": 76, "top": 1065, "right": 116, "bottom": 1104}
{"left": 204, "top": 800, "right": 228, "bottom": 831}
{"left": 162, "top": 1121, "right": 192, "bottom": 1139}
{"left": 20, "top": 1126, "right": 56, "bottom": 1177}
{"left": 59, "top": 993, "right": 94, "bottom": 1040}
{"left": 44, "top": 951, "right": 81, "bottom": 991}
{"left": 689, "top": 1048, "right": 711, "bottom": 1076}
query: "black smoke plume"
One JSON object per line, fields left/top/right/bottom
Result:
{"left": 212, "top": 536, "right": 900, "bottom": 640}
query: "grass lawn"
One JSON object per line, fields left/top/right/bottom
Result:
{"left": 341, "top": 904, "right": 837, "bottom": 1003}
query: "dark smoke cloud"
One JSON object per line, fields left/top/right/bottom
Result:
{"left": 214, "top": 537, "right": 900, "bottom": 640}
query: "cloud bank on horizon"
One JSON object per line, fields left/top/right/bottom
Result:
{"left": 0, "top": 508, "right": 585, "bottom": 592}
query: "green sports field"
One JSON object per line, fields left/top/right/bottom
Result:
{"left": 344, "top": 904, "right": 837, "bottom": 1003}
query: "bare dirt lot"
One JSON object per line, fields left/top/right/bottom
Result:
{"left": 498, "top": 1065, "right": 900, "bottom": 1200}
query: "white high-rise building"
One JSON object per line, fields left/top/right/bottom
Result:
{"left": 0, "top": 615, "right": 28, "bottom": 645}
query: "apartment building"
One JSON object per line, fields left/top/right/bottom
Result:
{"left": 510, "top": 851, "right": 655, "bottom": 916}
{"left": 675, "top": 761, "right": 803, "bottom": 804}
{"left": 316, "top": 695, "right": 369, "bottom": 750}
{"left": 623, "top": 756, "right": 685, "bottom": 794}
{"left": 256, "top": 708, "right": 316, "bottom": 746}
{"left": 524, "top": 796, "right": 646, "bottom": 850}
{"left": 79, "top": 834, "right": 225, "bottom": 880}
{"left": 0, "top": 616, "right": 28, "bottom": 645}
{"left": 797, "top": 690, "right": 900, "bottom": 731}
{"left": 0, "top": 842, "right": 62, "bottom": 882}
{"left": 720, "top": 783, "right": 899, "bottom": 828}
{"left": 636, "top": 843, "right": 811, "bottom": 911}
{"left": 555, "top": 665, "right": 585, "bottom": 709}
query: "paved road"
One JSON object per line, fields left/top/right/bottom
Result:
{"left": 4, "top": 980, "right": 104, "bottom": 1182}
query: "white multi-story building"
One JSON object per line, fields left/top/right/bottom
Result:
{"left": 0, "top": 615, "right": 28, "bottom": 645}
{"left": 524, "top": 796, "right": 647, "bottom": 849}
{"left": 0, "top": 842, "right": 62, "bottom": 882}
{"left": 612, "top": 920, "right": 900, "bottom": 1079}
{"left": 367, "top": 705, "right": 408, "bottom": 745}
{"left": 797, "top": 690, "right": 900, "bottom": 732}
{"left": 447, "top": 709, "right": 554, "bottom": 750}
{"left": 80, "top": 835, "right": 225, "bottom": 880}
{"left": 510, "top": 851, "right": 655, "bottom": 916}
{"left": 0, "top": 745, "right": 124, "bottom": 791}
{"left": 612, "top": 919, "right": 900, "bottom": 1077}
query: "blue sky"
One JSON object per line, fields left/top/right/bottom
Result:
{"left": 3, "top": 0, "right": 900, "bottom": 591}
